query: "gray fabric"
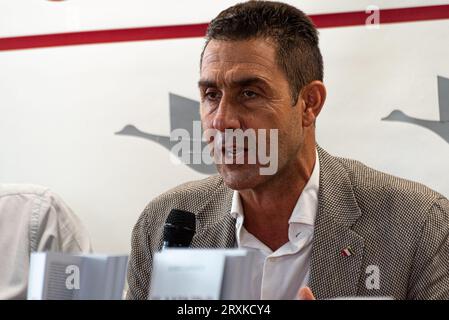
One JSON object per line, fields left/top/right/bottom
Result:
{"left": 127, "top": 146, "right": 449, "bottom": 300}
{"left": 0, "top": 184, "right": 92, "bottom": 299}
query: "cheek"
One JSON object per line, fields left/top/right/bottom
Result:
{"left": 244, "top": 105, "right": 282, "bottom": 129}
{"left": 260, "top": 113, "right": 287, "bottom": 132}
{"left": 200, "top": 109, "right": 213, "bottom": 129}
{"left": 201, "top": 119, "right": 211, "bottom": 130}
{"left": 276, "top": 109, "right": 302, "bottom": 146}
{"left": 285, "top": 114, "right": 302, "bottom": 145}
{"left": 284, "top": 105, "right": 301, "bottom": 127}
{"left": 200, "top": 116, "right": 216, "bottom": 145}
{"left": 258, "top": 100, "right": 293, "bottom": 128}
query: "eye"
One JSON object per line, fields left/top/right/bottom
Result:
{"left": 242, "top": 90, "right": 258, "bottom": 99}
{"left": 204, "top": 89, "right": 221, "bottom": 101}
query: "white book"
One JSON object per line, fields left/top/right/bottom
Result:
{"left": 220, "top": 249, "right": 257, "bottom": 300}
{"left": 149, "top": 249, "right": 257, "bottom": 300}
{"left": 27, "top": 252, "right": 128, "bottom": 300}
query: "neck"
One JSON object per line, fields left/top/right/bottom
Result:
{"left": 238, "top": 138, "right": 317, "bottom": 251}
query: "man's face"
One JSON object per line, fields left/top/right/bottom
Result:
{"left": 199, "top": 38, "right": 305, "bottom": 190}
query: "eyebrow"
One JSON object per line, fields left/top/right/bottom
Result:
{"left": 198, "top": 77, "right": 270, "bottom": 89}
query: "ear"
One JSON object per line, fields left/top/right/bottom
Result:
{"left": 298, "top": 81, "right": 326, "bottom": 127}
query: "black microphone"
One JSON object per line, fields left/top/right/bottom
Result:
{"left": 162, "top": 209, "right": 196, "bottom": 249}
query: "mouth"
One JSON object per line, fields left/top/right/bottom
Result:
{"left": 222, "top": 146, "right": 247, "bottom": 158}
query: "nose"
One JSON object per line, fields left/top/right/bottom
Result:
{"left": 211, "top": 97, "right": 241, "bottom": 132}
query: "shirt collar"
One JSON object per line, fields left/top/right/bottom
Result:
{"left": 230, "top": 149, "right": 320, "bottom": 227}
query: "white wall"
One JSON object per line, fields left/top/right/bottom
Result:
{"left": 1, "top": 0, "right": 449, "bottom": 253}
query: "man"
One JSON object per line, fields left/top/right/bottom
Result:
{"left": 127, "top": 1, "right": 449, "bottom": 300}
{"left": 0, "top": 184, "right": 92, "bottom": 299}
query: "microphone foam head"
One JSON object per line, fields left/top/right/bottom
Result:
{"left": 165, "top": 209, "right": 196, "bottom": 231}
{"left": 163, "top": 209, "right": 196, "bottom": 247}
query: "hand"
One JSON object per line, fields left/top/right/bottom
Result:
{"left": 297, "top": 286, "right": 316, "bottom": 300}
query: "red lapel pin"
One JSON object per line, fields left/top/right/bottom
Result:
{"left": 341, "top": 246, "right": 354, "bottom": 257}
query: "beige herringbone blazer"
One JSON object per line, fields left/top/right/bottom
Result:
{"left": 127, "top": 147, "right": 449, "bottom": 300}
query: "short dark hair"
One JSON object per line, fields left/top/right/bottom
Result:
{"left": 201, "top": 0, "right": 323, "bottom": 104}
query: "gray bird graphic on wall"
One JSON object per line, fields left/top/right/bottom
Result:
{"left": 115, "top": 93, "right": 216, "bottom": 174}
{"left": 382, "top": 76, "right": 449, "bottom": 142}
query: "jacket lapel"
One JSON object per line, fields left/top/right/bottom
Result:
{"left": 309, "top": 147, "right": 365, "bottom": 299}
{"left": 190, "top": 183, "right": 236, "bottom": 249}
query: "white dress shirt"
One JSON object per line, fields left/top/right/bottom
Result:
{"left": 230, "top": 151, "right": 319, "bottom": 300}
{"left": 0, "top": 184, "right": 92, "bottom": 299}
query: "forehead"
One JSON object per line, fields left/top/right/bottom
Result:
{"left": 200, "top": 39, "right": 281, "bottom": 82}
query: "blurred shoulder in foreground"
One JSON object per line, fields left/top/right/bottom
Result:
{"left": 0, "top": 184, "right": 92, "bottom": 299}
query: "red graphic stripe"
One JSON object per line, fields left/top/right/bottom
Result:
{"left": 312, "top": 4, "right": 449, "bottom": 28}
{"left": 0, "top": 23, "right": 209, "bottom": 51}
{"left": 1, "top": 4, "right": 449, "bottom": 51}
